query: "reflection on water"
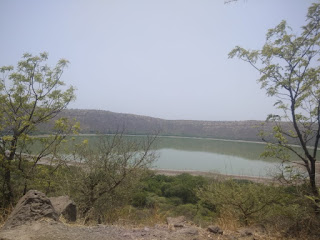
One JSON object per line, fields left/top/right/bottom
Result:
{"left": 155, "top": 148, "right": 280, "bottom": 177}
{"left": 156, "top": 136, "right": 275, "bottom": 162}
{"left": 31, "top": 135, "right": 303, "bottom": 177}
{"left": 70, "top": 135, "right": 284, "bottom": 177}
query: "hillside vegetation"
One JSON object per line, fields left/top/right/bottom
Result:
{"left": 40, "top": 109, "right": 274, "bottom": 142}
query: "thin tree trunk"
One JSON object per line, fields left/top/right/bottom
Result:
{"left": 3, "top": 167, "right": 13, "bottom": 207}
{"left": 310, "top": 159, "right": 318, "bottom": 196}
{"left": 23, "top": 180, "right": 28, "bottom": 195}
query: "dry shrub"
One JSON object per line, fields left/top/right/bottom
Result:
{"left": 216, "top": 208, "right": 240, "bottom": 231}
{"left": 113, "top": 205, "right": 167, "bottom": 226}
{"left": 198, "top": 180, "right": 285, "bottom": 225}
{"left": 0, "top": 205, "right": 13, "bottom": 227}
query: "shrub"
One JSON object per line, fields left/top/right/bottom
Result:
{"left": 172, "top": 204, "right": 198, "bottom": 219}
{"left": 198, "top": 180, "right": 286, "bottom": 225}
{"left": 131, "top": 192, "right": 148, "bottom": 208}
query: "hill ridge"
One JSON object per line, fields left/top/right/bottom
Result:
{"left": 41, "top": 109, "right": 270, "bottom": 142}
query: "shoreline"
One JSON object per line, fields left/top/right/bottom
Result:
{"left": 151, "top": 168, "right": 276, "bottom": 184}
{"left": 34, "top": 155, "right": 314, "bottom": 184}
{"left": 31, "top": 133, "right": 267, "bottom": 145}
{"left": 31, "top": 133, "right": 319, "bottom": 150}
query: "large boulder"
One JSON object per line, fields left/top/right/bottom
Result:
{"left": 49, "top": 196, "right": 77, "bottom": 222}
{"left": 2, "top": 190, "right": 58, "bottom": 230}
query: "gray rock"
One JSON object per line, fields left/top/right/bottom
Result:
{"left": 2, "top": 190, "right": 58, "bottom": 230}
{"left": 238, "top": 229, "right": 253, "bottom": 237}
{"left": 123, "top": 233, "right": 132, "bottom": 238}
{"left": 167, "top": 216, "right": 187, "bottom": 228}
{"left": 207, "top": 225, "right": 223, "bottom": 235}
{"left": 49, "top": 196, "right": 77, "bottom": 222}
{"left": 178, "top": 227, "right": 199, "bottom": 235}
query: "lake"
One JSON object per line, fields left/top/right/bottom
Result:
{"left": 154, "top": 136, "right": 281, "bottom": 177}
{"left": 67, "top": 135, "right": 284, "bottom": 177}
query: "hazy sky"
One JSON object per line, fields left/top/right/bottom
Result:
{"left": 0, "top": 0, "right": 316, "bottom": 121}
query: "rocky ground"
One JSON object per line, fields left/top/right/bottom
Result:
{"left": 0, "top": 219, "right": 267, "bottom": 240}
{"left": 0, "top": 190, "right": 317, "bottom": 240}
{"left": 0, "top": 190, "right": 259, "bottom": 240}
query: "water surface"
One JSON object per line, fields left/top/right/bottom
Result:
{"left": 154, "top": 136, "right": 281, "bottom": 177}
{"left": 71, "top": 135, "right": 283, "bottom": 177}
{"left": 31, "top": 135, "right": 293, "bottom": 177}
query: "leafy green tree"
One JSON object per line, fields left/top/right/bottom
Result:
{"left": 229, "top": 3, "right": 320, "bottom": 195}
{"left": 0, "top": 53, "right": 76, "bottom": 207}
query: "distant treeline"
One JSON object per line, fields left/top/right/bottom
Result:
{"left": 37, "top": 109, "right": 288, "bottom": 143}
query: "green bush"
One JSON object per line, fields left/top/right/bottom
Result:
{"left": 128, "top": 173, "right": 213, "bottom": 224}
{"left": 168, "top": 197, "right": 183, "bottom": 206}
{"left": 172, "top": 204, "right": 198, "bottom": 219}
{"left": 198, "top": 180, "right": 286, "bottom": 225}
{"left": 145, "top": 194, "right": 168, "bottom": 209}
{"left": 131, "top": 192, "right": 148, "bottom": 208}
{"left": 142, "top": 173, "right": 207, "bottom": 204}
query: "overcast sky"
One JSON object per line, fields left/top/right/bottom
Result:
{"left": 0, "top": 0, "right": 316, "bottom": 121}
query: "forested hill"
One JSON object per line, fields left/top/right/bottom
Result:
{"left": 40, "top": 109, "right": 275, "bottom": 142}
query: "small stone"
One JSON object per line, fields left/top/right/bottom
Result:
{"left": 179, "top": 227, "right": 199, "bottom": 235}
{"left": 167, "top": 216, "right": 187, "bottom": 228}
{"left": 207, "top": 225, "right": 223, "bottom": 235}
{"left": 238, "top": 229, "right": 253, "bottom": 237}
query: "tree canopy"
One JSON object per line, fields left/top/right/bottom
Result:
{"left": 0, "top": 52, "right": 76, "bottom": 207}
{"left": 229, "top": 2, "right": 320, "bottom": 195}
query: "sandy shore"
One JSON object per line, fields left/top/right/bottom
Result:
{"left": 29, "top": 153, "right": 320, "bottom": 185}
{"left": 152, "top": 168, "right": 276, "bottom": 184}
{"left": 152, "top": 163, "right": 320, "bottom": 185}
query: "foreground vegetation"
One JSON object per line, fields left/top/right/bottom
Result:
{"left": 3, "top": 160, "right": 319, "bottom": 239}
{"left": 1, "top": 128, "right": 319, "bottom": 239}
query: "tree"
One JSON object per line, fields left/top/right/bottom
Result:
{"left": 0, "top": 52, "right": 76, "bottom": 207}
{"left": 67, "top": 133, "right": 158, "bottom": 223}
{"left": 229, "top": 2, "right": 320, "bottom": 195}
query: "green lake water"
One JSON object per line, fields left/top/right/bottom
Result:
{"left": 30, "top": 135, "right": 300, "bottom": 177}
{"left": 67, "top": 135, "right": 284, "bottom": 177}
{"left": 154, "top": 136, "right": 281, "bottom": 177}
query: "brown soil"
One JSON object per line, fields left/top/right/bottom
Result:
{"left": 0, "top": 219, "right": 300, "bottom": 240}
{"left": 0, "top": 219, "right": 244, "bottom": 240}
{"left": 2, "top": 220, "right": 319, "bottom": 240}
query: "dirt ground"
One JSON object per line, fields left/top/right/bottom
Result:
{"left": 0, "top": 219, "right": 260, "bottom": 240}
